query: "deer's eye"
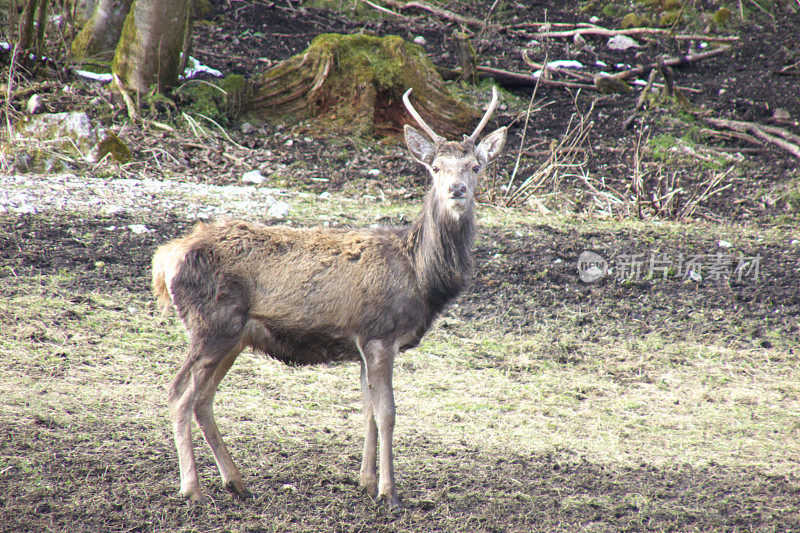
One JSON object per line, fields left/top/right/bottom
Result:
{"left": 472, "top": 165, "right": 481, "bottom": 173}
{"left": 432, "top": 166, "right": 441, "bottom": 173}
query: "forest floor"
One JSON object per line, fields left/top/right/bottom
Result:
{"left": 1, "top": 0, "right": 800, "bottom": 531}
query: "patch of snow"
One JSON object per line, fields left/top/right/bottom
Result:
{"left": 181, "top": 56, "right": 222, "bottom": 79}
{"left": 74, "top": 70, "right": 113, "bottom": 83}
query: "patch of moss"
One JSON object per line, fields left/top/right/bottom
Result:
{"left": 713, "top": 7, "right": 732, "bottom": 26}
{"left": 192, "top": 0, "right": 214, "bottom": 20}
{"left": 97, "top": 132, "right": 132, "bottom": 163}
{"left": 621, "top": 13, "right": 647, "bottom": 28}
{"left": 659, "top": 9, "right": 682, "bottom": 26}
{"left": 602, "top": 4, "right": 623, "bottom": 18}
{"left": 176, "top": 74, "right": 247, "bottom": 123}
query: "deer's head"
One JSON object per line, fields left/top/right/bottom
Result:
{"left": 403, "top": 87, "right": 507, "bottom": 219}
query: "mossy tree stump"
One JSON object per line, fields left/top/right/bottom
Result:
{"left": 241, "top": 34, "right": 481, "bottom": 138}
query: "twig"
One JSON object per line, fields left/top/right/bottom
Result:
{"left": 479, "top": 0, "right": 501, "bottom": 42}
{"left": 182, "top": 112, "right": 208, "bottom": 140}
{"left": 615, "top": 47, "right": 732, "bottom": 81}
{"left": 5, "top": 39, "right": 22, "bottom": 143}
{"left": 195, "top": 113, "right": 247, "bottom": 150}
{"left": 532, "top": 25, "right": 739, "bottom": 43}
{"left": 623, "top": 68, "right": 658, "bottom": 130}
{"left": 679, "top": 167, "right": 734, "bottom": 219}
{"left": 505, "top": 100, "right": 595, "bottom": 207}
{"left": 1, "top": 80, "right": 60, "bottom": 101}
{"left": 704, "top": 117, "right": 800, "bottom": 159}
{"left": 477, "top": 65, "right": 595, "bottom": 90}
{"left": 222, "top": 151, "right": 251, "bottom": 168}
{"left": 147, "top": 120, "right": 176, "bottom": 133}
{"left": 745, "top": 0, "right": 776, "bottom": 23}
{"left": 359, "top": 0, "right": 410, "bottom": 19}
{"left": 113, "top": 73, "right": 140, "bottom": 122}
{"left": 521, "top": 50, "right": 595, "bottom": 83}
{"left": 508, "top": 51, "right": 546, "bottom": 192}
{"left": 380, "top": 0, "right": 488, "bottom": 30}
{"left": 699, "top": 126, "right": 764, "bottom": 147}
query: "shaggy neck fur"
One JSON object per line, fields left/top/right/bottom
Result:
{"left": 403, "top": 188, "right": 475, "bottom": 315}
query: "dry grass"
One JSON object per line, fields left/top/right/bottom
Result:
{"left": 1, "top": 231, "right": 799, "bottom": 530}
{"left": 2, "top": 273, "right": 798, "bottom": 482}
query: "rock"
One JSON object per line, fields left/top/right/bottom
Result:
{"left": 16, "top": 203, "right": 36, "bottom": 214}
{"left": 413, "top": 36, "right": 427, "bottom": 45}
{"left": 718, "top": 240, "right": 732, "bottom": 248}
{"left": 7, "top": 112, "right": 131, "bottom": 170}
{"left": 773, "top": 108, "right": 790, "bottom": 120}
{"left": 261, "top": 193, "right": 278, "bottom": 207}
{"left": 367, "top": 168, "right": 380, "bottom": 176}
{"left": 128, "top": 224, "right": 151, "bottom": 234}
{"left": 241, "top": 169, "right": 265, "bottom": 184}
{"left": 104, "top": 204, "right": 125, "bottom": 216}
{"left": 267, "top": 201, "right": 290, "bottom": 218}
{"left": 26, "top": 94, "right": 42, "bottom": 114}
{"left": 607, "top": 35, "right": 640, "bottom": 50}
{"left": 241, "top": 122, "right": 254, "bottom": 134}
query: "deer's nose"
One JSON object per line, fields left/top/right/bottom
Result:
{"left": 449, "top": 182, "right": 468, "bottom": 198}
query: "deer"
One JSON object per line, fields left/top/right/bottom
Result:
{"left": 151, "top": 87, "right": 506, "bottom": 509}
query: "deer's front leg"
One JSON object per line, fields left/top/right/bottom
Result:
{"left": 359, "top": 359, "right": 378, "bottom": 496}
{"left": 360, "top": 339, "right": 400, "bottom": 510}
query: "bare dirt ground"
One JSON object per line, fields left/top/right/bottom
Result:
{"left": 1, "top": 0, "right": 800, "bottom": 531}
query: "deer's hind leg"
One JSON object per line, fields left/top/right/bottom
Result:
{"left": 192, "top": 339, "right": 251, "bottom": 500}
{"left": 168, "top": 330, "right": 245, "bottom": 503}
{"left": 167, "top": 268, "right": 251, "bottom": 503}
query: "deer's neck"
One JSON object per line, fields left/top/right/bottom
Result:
{"left": 404, "top": 191, "right": 476, "bottom": 315}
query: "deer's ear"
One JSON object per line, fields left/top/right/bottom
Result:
{"left": 476, "top": 127, "right": 507, "bottom": 165}
{"left": 404, "top": 125, "right": 436, "bottom": 165}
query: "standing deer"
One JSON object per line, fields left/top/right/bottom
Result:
{"left": 151, "top": 87, "right": 506, "bottom": 509}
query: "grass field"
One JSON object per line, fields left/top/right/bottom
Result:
{"left": 2, "top": 203, "right": 799, "bottom": 531}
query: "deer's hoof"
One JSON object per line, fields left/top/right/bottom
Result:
{"left": 225, "top": 480, "right": 253, "bottom": 500}
{"left": 183, "top": 489, "right": 212, "bottom": 505}
{"left": 380, "top": 493, "right": 403, "bottom": 514}
{"left": 359, "top": 475, "right": 378, "bottom": 497}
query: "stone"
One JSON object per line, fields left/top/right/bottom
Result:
{"left": 26, "top": 94, "right": 42, "bottom": 114}
{"left": 773, "top": 108, "right": 790, "bottom": 120}
{"left": 607, "top": 35, "right": 641, "bottom": 50}
{"left": 241, "top": 169, "right": 265, "bottom": 184}
{"left": 267, "top": 201, "right": 290, "bottom": 218}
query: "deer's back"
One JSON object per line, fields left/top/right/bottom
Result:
{"left": 158, "top": 219, "right": 432, "bottom": 364}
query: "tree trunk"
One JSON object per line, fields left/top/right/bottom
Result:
{"left": 242, "top": 34, "right": 481, "bottom": 138}
{"left": 111, "top": 0, "right": 191, "bottom": 92}
{"left": 18, "top": 0, "right": 41, "bottom": 51}
{"left": 71, "top": 0, "right": 133, "bottom": 63}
